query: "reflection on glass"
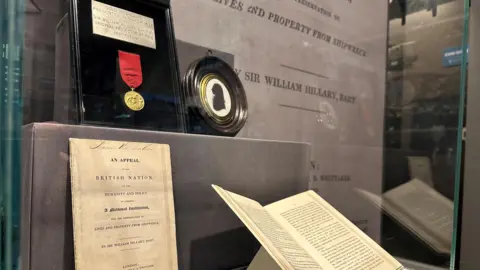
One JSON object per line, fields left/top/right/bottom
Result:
{"left": 0, "top": 0, "right": 470, "bottom": 269}
{"left": 358, "top": 178, "right": 454, "bottom": 254}
{"left": 2, "top": 0, "right": 24, "bottom": 269}
{"left": 382, "top": 0, "right": 466, "bottom": 268}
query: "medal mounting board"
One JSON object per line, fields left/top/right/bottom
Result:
{"left": 69, "top": 0, "right": 185, "bottom": 132}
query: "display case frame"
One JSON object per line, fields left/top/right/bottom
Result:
{"left": 459, "top": 1, "right": 480, "bottom": 270}
{"left": 68, "top": 0, "right": 186, "bottom": 131}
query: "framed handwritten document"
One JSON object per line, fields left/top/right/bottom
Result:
{"left": 69, "top": 139, "right": 178, "bottom": 270}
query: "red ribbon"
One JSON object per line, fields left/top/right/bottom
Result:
{"left": 118, "top": 50, "right": 143, "bottom": 89}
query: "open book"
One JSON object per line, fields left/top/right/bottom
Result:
{"left": 357, "top": 179, "right": 453, "bottom": 254}
{"left": 212, "top": 185, "right": 403, "bottom": 270}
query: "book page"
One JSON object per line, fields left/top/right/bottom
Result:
{"left": 383, "top": 179, "right": 453, "bottom": 249}
{"left": 70, "top": 139, "right": 178, "bottom": 270}
{"left": 212, "top": 185, "right": 322, "bottom": 270}
{"left": 266, "top": 191, "right": 403, "bottom": 270}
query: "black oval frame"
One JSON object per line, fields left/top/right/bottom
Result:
{"left": 183, "top": 56, "right": 248, "bottom": 136}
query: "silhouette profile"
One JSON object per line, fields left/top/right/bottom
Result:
{"left": 212, "top": 83, "right": 226, "bottom": 111}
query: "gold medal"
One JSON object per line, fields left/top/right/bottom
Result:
{"left": 124, "top": 88, "right": 145, "bottom": 111}
{"left": 118, "top": 51, "right": 145, "bottom": 112}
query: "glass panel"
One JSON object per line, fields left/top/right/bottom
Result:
{"left": 0, "top": 0, "right": 470, "bottom": 269}
{"left": 451, "top": 1, "right": 469, "bottom": 269}
{"left": 385, "top": 0, "right": 468, "bottom": 269}
{"left": 1, "top": 0, "right": 24, "bottom": 269}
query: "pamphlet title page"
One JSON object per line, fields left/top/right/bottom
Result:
{"left": 69, "top": 139, "right": 178, "bottom": 270}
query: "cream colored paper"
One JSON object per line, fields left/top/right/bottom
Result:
{"left": 70, "top": 139, "right": 177, "bottom": 270}
{"left": 266, "top": 192, "right": 403, "bottom": 270}
{"left": 212, "top": 185, "right": 404, "bottom": 270}
{"left": 212, "top": 185, "right": 320, "bottom": 270}
{"left": 92, "top": 1, "right": 156, "bottom": 49}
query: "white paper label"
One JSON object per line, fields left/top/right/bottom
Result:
{"left": 92, "top": 1, "right": 156, "bottom": 49}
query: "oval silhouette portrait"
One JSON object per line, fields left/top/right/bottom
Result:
{"left": 212, "top": 83, "right": 226, "bottom": 111}
{"left": 205, "top": 78, "right": 232, "bottom": 118}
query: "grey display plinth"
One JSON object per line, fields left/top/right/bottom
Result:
{"left": 20, "top": 123, "right": 311, "bottom": 270}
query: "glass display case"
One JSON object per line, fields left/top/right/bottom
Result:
{"left": 0, "top": 0, "right": 471, "bottom": 269}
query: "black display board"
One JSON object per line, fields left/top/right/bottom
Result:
{"left": 69, "top": 0, "right": 185, "bottom": 132}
